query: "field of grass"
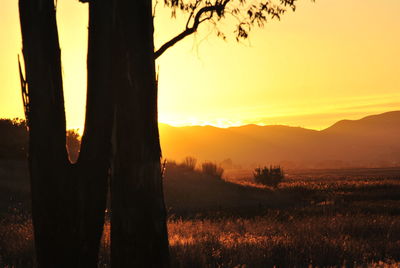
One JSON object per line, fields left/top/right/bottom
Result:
{"left": 1, "top": 161, "right": 400, "bottom": 267}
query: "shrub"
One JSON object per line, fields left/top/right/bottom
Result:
{"left": 182, "top": 156, "right": 197, "bottom": 171}
{"left": 254, "top": 166, "right": 284, "bottom": 188}
{"left": 201, "top": 162, "right": 224, "bottom": 179}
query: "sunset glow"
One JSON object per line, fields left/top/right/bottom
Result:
{"left": 0, "top": 0, "right": 399, "bottom": 130}
{"left": 3, "top": 1, "right": 400, "bottom": 266}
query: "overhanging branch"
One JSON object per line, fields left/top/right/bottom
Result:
{"left": 155, "top": 0, "right": 230, "bottom": 59}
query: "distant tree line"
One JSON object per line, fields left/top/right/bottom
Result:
{"left": 0, "top": 119, "right": 80, "bottom": 162}
{"left": 0, "top": 119, "right": 28, "bottom": 159}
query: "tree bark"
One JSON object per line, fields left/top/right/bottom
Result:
{"left": 20, "top": 0, "right": 169, "bottom": 266}
{"left": 75, "top": 0, "right": 113, "bottom": 266}
{"left": 19, "top": 1, "right": 78, "bottom": 266}
{"left": 111, "top": 0, "right": 170, "bottom": 266}
{"left": 19, "top": 0, "right": 112, "bottom": 267}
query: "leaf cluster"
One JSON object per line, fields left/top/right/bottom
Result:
{"left": 162, "top": 0, "right": 298, "bottom": 42}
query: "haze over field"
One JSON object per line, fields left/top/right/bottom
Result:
{"left": 1, "top": 0, "right": 399, "bottom": 130}
{"left": 1, "top": 111, "right": 398, "bottom": 169}
{"left": 160, "top": 111, "right": 400, "bottom": 169}
{"left": 2, "top": 0, "right": 400, "bottom": 267}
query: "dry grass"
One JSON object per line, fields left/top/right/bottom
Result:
{"left": 3, "top": 213, "right": 400, "bottom": 267}
{"left": 0, "top": 215, "right": 34, "bottom": 267}
{"left": 2, "top": 162, "right": 400, "bottom": 267}
{"left": 168, "top": 214, "right": 400, "bottom": 267}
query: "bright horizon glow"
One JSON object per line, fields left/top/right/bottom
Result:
{"left": 0, "top": 0, "right": 399, "bottom": 132}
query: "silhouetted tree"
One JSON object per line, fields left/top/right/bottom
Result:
{"left": 109, "top": 1, "right": 170, "bottom": 266}
{"left": 0, "top": 119, "right": 28, "bottom": 159}
{"left": 19, "top": 0, "right": 112, "bottom": 266}
{"left": 18, "top": 0, "right": 299, "bottom": 266}
{"left": 0, "top": 118, "right": 80, "bottom": 161}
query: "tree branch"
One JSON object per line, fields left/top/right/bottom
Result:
{"left": 186, "top": 0, "right": 201, "bottom": 29}
{"left": 155, "top": 0, "right": 230, "bottom": 59}
{"left": 152, "top": 0, "right": 159, "bottom": 19}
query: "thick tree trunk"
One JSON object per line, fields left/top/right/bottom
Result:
{"left": 19, "top": 0, "right": 112, "bottom": 267}
{"left": 111, "top": 0, "right": 170, "bottom": 266}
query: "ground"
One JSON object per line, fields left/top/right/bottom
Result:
{"left": 1, "top": 160, "right": 400, "bottom": 267}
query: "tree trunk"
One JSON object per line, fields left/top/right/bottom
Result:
{"left": 75, "top": 0, "right": 113, "bottom": 266}
{"left": 20, "top": 0, "right": 169, "bottom": 266}
{"left": 111, "top": 0, "right": 170, "bottom": 266}
{"left": 19, "top": 1, "right": 78, "bottom": 266}
{"left": 19, "top": 0, "right": 112, "bottom": 267}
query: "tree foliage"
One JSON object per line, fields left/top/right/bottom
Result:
{"left": 0, "top": 119, "right": 28, "bottom": 159}
{"left": 0, "top": 118, "right": 81, "bottom": 162}
{"left": 156, "top": 0, "right": 298, "bottom": 57}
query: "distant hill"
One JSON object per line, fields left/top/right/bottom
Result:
{"left": 323, "top": 111, "right": 400, "bottom": 137}
{"left": 159, "top": 111, "right": 400, "bottom": 169}
{"left": 2, "top": 112, "right": 399, "bottom": 169}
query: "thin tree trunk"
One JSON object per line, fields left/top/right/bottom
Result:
{"left": 19, "top": 0, "right": 112, "bottom": 266}
{"left": 19, "top": 0, "right": 78, "bottom": 266}
{"left": 111, "top": 0, "right": 170, "bottom": 266}
{"left": 75, "top": 0, "right": 113, "bottom": 266}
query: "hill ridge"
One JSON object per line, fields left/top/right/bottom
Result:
{"left": 159, "top": 111, "right": 400, "bottom": 169}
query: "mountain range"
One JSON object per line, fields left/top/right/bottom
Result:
{"left": 159, "top": 111, "right": 400, "bottom": 169}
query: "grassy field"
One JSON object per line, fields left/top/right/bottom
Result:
{"left": 1, "top": 160, "right": 400, "bottom": 267}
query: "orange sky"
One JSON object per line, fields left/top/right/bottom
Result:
{"left": 1, "top": 0, "right": 399, "bottom": 131}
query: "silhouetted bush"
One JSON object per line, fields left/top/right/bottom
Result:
{"left": 66, "top": 129, "right": 81, "bottom": 163}
{"left": 254, "top": 166, "right": 284, "bottom": 188}
{"left": 182, "top": 156, "right": 197, "bottom": 171}
{"left": 201, "top": 162, "right": 224, "bottom": 179}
